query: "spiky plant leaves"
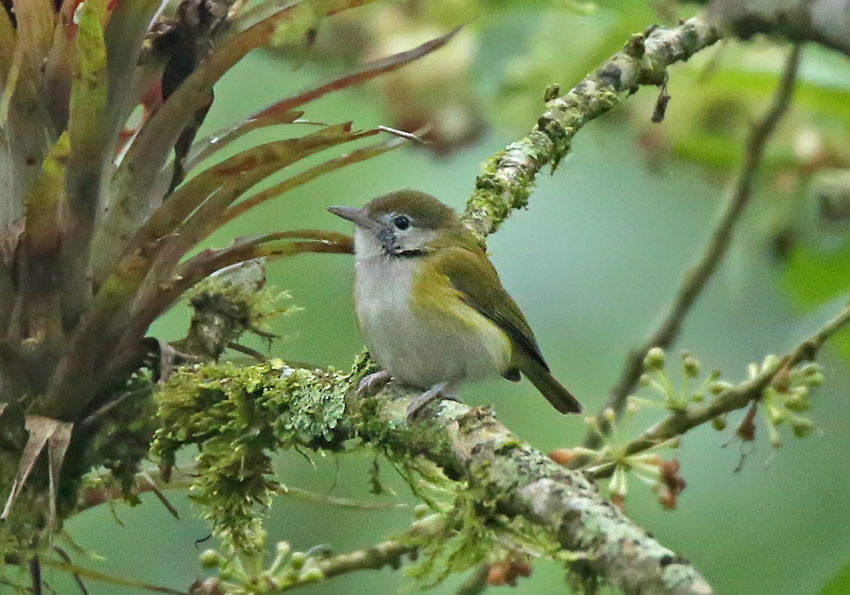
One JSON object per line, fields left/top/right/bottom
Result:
{"left": 102, "top": 0, "right": 164, "bottom": 145}
{"left": 219, "top": 134, "right": 407, "bottom": 227}
{"left": 119, "top": 229, "right": 354, "bottom": 357}
{"left": 181, "top": 23, "right": 460, "bottom": 174}
{"left": 183, "top": 108, "right": 307, "bottom": 174}
{"left": 63, "top": 0, "right": 110, "bottom": 328}
{"left": 0, "top": 0, "right": 461, "bottom": 576}
{"left": 1, "top": 416, "right": 71, "bottom": 522}
{"left": 10, "top": 0, "right": 53, "bottom": 73}
{"left": 21, "top": 132, "right": 71, "bottom": 351}
{"left": 100, "top": 3, "right": 315, "bottom": 265}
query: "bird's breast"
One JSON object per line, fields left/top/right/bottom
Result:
{"left": 354, "top": 255, "right": 510, "bottom": 389}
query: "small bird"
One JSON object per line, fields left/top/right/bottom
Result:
{"left": 328, "top": 189, "right": 582, "bottom": 418}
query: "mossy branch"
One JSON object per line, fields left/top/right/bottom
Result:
{"left": 461, "top": 17, "right": 721, "bottom": 237}
{"left": 347, "top": 390, "right": 712, "bottom": 595}
{"left": 153, "top": 355, "right": 712, "bottom": 594}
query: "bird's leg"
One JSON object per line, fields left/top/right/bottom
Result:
{"left": 357, "top": 370, "right": 392, "bottom": 398}
{"left": 406, "top": 381, "right": 461, "bottom": 421}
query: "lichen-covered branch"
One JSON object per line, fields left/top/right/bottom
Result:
{"left": 348, "top": 392, "right": 712, "bottom": 595}
{"left": 706, "top": 0, "right": 850, "bottom": 57}
{"left": 584, "top": 43, "right": 802, "bottom": 449}
{"left": 153, "top": 355, "right": 713, "bottom": 594}
{"left": 462, "top": 17, "right": 721, "bottom": 237}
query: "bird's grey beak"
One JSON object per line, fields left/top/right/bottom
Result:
{"left": 327, "top": 206, "right": 383, "bottom": 232}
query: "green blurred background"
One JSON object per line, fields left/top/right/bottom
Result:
{"left": 46, "top": 2, "right": 850, "bottom": 594}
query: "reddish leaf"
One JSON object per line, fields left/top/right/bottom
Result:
{"left": 95, "top": 123, "right": 375, "bottom": 285}
{"left": 182, "top": 109, "right": 305, "bottom": 174}
{"left": 102, "top": 0, "right": 163, "bottom": 146}
{"left": 99, "top": 3, "right": 305, "bottom": 267}
{"left": 181, "top": 24, "right": 459, "bottom": 172}
{"left": 111, "top": 230, "right": 353, "bottom": 364}
{"left": 11, "top": 0, "right": 54, "bottom": 72}
{"left": 219, "top": 134, "right": 407, "bottom": 228}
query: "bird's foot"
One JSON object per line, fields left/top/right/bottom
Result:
{"left": 406, "top": 382, "right": 461, "bottom": 422}
{"left": 357, "top": 370, "right": 392, "bottom": 398}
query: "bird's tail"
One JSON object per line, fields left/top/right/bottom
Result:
{"left": 521, "top": 362, "right": 582, "bottom": 414}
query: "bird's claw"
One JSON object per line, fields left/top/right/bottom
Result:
{"left": 357, "top": 370, "right": 392, "bottom": 398}
{"left": 406, "top": 382, "right": 462, "bottom": 422}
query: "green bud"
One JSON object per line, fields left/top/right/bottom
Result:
{"left": 644, "top": 347, "right": 665, "bottom": 370}
{"left": 767, "top": 405, "right": 784, "bottom": 426}
{"left": 276, "top": 541, "right": 292, "bottom": 557}
{"left": 683, "top": 356, "right": 700, "bottom": 377}
{"left": 639, "top": 373, "right": 652, "bottom": 387}
{"left": 762, "top": 354, "right": 781, "bottom": 370}
{"left": 301, "top": 568, "right": 324, "bottom": 583}
{"left": 199, "top": 550, "right": 221, "bottom": 569}
{"left": 791, "top": 417, "right": 815, "bottom": 438}
{"left": 794, "top": 385, "right": 811, "bottom": 399}
{"left": 710, "top": 368, "right": 722, "bottom": 380}
{"left": 800, "top": 363, "right": 821, "bottom": 376}
{"left": 290, "top": 552, "right": 306, "bottom": 570}
{"left": 711, "top": 417, "right": 727, "bottom": 431}
{"left": 807, "top": 372, "right": 825, "bottom": 387}
{"left": 709, "top": 381, "right": 732, "bottom": 395}
{"left": 219, "top": 568, "right": 234, "bottom": 581}
{"left": 691, "top": 393, "right": 704, "bottom": 403}
{"left": 785, "top": 392, "right": 810, "bottom": 412}
{"left": 413, "top": 504, "right": 430, "bottom": 519}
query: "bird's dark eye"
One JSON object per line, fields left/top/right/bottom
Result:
{"left": 392, "top": 215, "right": 410, "bottom": 230}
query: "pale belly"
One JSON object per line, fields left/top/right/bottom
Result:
{"left": 354, "top": 256, "right": 511, "bottom": 389}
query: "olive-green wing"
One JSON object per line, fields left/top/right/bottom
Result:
{"left": 434, "top": 245, "right": 582, "bottom": 414}
{"left": 433, "top": 246, "right": 549, "bottom": 373}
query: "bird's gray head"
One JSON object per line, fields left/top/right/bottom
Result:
{"left": 328, "top": 189, "right": 459, "bottom": 259}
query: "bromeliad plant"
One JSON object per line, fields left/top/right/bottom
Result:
{"left": 0, "top": 0, "right": 455, "bottom": 562}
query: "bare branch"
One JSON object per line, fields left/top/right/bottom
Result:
{"left": 585, "top": 43, "right": 803, "bottom": 449}
{"left": 708, "top": 0, "right": 850, "bottom": 57}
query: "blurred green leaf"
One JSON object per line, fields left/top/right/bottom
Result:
{"left": 785, "top": 239, "right": 850, "bottom": 309}
{"left": 820, "top": 559, "right": 850, "bottom": 595}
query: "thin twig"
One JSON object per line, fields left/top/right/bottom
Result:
{"left": 585, "top": 43, "right": 803, "bottom": 449}
{"left": 456, "top": 564, "right": 490, "bottom": 595}
{"left": 53, "top": 547, "right": 91, "bottom": 595}
{"left": 41, "top": 558, "right": 187, "bottom": 595}
{"left": 281, "top": 486, "right": 407, "bottom": 511}
{"left": 75, "top": 469, "right": 403, "bottom": 515}
{"left": 589, "top": 300, "right": 850, "bottom": 478}
{"left": 276, "top": 515, "right": 442, "bottom": 592}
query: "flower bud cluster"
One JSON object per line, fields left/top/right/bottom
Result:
{"left": 632, "top": 347, "right": 719, "bottom": 412}
{"left": 755, "top": 356, "right": 823, "bottom": 448}
{"left": 197, "top": 540, "right": 325, "bottom": 593}
{"left": 555, "top": 407, "right": 683, "bottom": 511}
